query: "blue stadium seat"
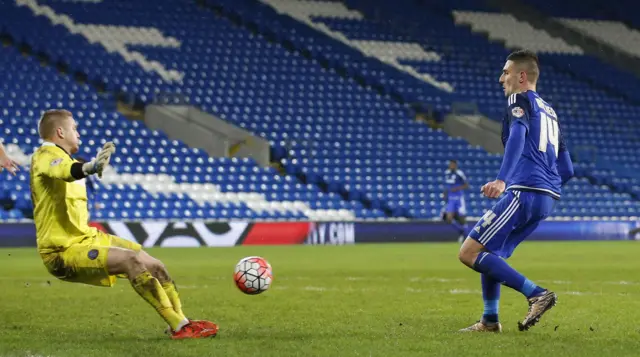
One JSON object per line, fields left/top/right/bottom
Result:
{"left": 0, "top": 0, "right": 637, "bottom": 220}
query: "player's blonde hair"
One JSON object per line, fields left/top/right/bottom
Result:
{"left": 38, "top": 109, "right": 73, "bottom": 140}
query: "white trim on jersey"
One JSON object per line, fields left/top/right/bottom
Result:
{"left": 479, "top": 191, "right": 521, "bottom": 245}
{"left": 507, "top": 185, "right": 560, "bottom": 199}
{"left": 455, "top": 169, "right": 467, "bottom": 182}
{"left": 508, "top": 94, "right": 517, "bottom": 106}
{"left": 459, "top": 196, "right": 467, "bottom": 216}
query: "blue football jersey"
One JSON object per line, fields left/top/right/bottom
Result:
{"left": 501, "top": 91, "right": 566, "bottom": 199}
{"left": 444, "top": 169, "right": 467, "bottom": 199}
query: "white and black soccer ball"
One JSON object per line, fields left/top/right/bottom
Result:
{"left": 233, "top": 256, "right": 273, "bottom": 295}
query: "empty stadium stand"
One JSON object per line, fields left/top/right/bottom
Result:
{"left": 223, "top": 0, "right": 640, "bottom": 217}
{"left": 0, "top": 43, "right": 371, "bottom": 222}
{"left": 521, "top": 0, "right": 640, "bottom": 30}
{"left": 0, "top": 0, "right": 639, "bottom": 221}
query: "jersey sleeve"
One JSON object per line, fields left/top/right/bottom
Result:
{"left": 506, "top": 93, "right": 531, "bottom": 131}
{"left": 35, "top": 150, "right": 85, "bottom": 182}
{"left": 496, "top": 121, "right": 527, "bottom": 182}
{"left": 558, "top": 127, "right": 568, "bottom": 153}
{"left": 456, "top": 170, "right": 468, "bottom": 184}
{"left": 557, "top": 149, "right": 574, "bottom": 186}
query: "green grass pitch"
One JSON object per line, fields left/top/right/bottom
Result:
{"left": 1, "top": 242, "right": 640, "bottom": 357}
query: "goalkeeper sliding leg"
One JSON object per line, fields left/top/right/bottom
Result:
{"left": 106, "top": 240, "right": 219, "bottom": 339}
{"left": 134, "top": 249, "right": 219, "bottom": 336}
{"left": 41, "top": 231, "right": 218, "bottom": 340}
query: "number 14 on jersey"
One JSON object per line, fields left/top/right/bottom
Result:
{"left": 539, "top": 112, "right": 559, "bottom": 157}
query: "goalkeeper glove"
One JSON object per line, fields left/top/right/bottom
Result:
{"left": 82, "top": 142, "right": 115, "bottom": 178}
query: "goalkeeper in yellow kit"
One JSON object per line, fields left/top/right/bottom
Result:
{"left": 30, "top": 109, "right": 218, "bottom": 339}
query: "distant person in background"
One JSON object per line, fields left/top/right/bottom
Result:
{"left": 415, "top": 112, "right": 429, "bottom": 124}
{"left": 442, "top": 159, "right": 469, "bottom": 242}
{"left": 413, "top": 105, "right": 443, "bottom": 130}
{"left": 0, "top": 141, "right": 20, "bottom": 175}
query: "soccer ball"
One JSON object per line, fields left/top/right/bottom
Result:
{"left": 233, "top": 256, "right": 273, "bottom": 295}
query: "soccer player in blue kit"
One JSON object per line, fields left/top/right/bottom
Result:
{"left": 442, "top": 160, "right": 469, "bottom": 242}
{"left": 458, "top": 50, "right": 574, "bottom": 332}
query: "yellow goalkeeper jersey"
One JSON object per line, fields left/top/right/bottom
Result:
{"left": 30, "top": 142, "right": 96, "bottom": 253}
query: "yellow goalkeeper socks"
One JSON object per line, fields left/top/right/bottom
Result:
{"left": 131, "top": 271, "right": 188, "bottom": 331}
{"left": 162, "top": 281, "right": 188, "bottom": 321}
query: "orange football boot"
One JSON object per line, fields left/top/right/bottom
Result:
{"left": 170, "top": 321, "right": 218, "bottom": 340}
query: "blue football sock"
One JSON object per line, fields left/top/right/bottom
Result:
{"left": 481, "top": 274, "right": 500, "bottom": 324}
{"left": 474, "top": 252, "right": 545, "bottom": 299}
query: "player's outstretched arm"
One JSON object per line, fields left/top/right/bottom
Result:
{"left": 0, "top": 142, "right": 19, "bottom": 175}
{"left": 37, "top": 151, "right": 84, "bottom": 182}
{"left": 38, "top": 142, "right": 115, "bottom": 182}
{"left": 81, "top": 142, "right": 115, "bottom": 178}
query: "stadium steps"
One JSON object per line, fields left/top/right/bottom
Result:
{"left": 194, "top": 0, "right": 441, "bottom": 218}
{"left": 5, "top": 0, "right": 640, "bottom": 218}
{"left": 0, "top": 12, "right": 385, "bottom": 221}
{"left": 6, "top": 0, "right": 428, "bottom": 219}
{"left": 196, "top": 0, "right": 640, "bottom": 217}
{"left": 194, "top": 0, "right": 495, "bottom": 218}
{"left": 198, "top": 0, "right": 455, "bottom": 114}
{"left": 1, "top": 30, "right": 143, "bottom": 130}
{"left": 484, "top": 0, "right": 640, "bottom": 88}
{"left": 290, "top": 0, "right": 640, "bottom": 209}
{"left": 0, "top": 36, "right": 100, "bottom": 219}
{"left": 437, "top": 7, "right": 640, "bottom": 204}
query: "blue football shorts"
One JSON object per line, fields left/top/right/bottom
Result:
{"left": 468, "top": 190, "right": 555, "bottom": 258}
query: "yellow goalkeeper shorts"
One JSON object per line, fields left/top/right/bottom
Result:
{"left": 40, "top": 230, "right": 142, "bottom": 287}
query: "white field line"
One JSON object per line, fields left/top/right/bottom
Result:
{"left": 2, "top": 276, "right": 640, "bottom": 286}
{"left": 0, "top": 276, "right": 631, "bottom": 296}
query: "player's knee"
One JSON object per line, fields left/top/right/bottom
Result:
{"left": 458, "top": 250, "right": 475, "bottom": 267}
{"left": 458, "top": 242, "right": 478, "bottom": 267}
{"left": 152, "top": 259, "right": 166, "bottom": 272}
{"left": 151, "top": 259, "right": 170, "bottom": 281}
{"left": 457, "top": 249, "right": 468, "bottom": 265}
{"left": 123, "top": 250, "right": 145, "bottom": 275}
